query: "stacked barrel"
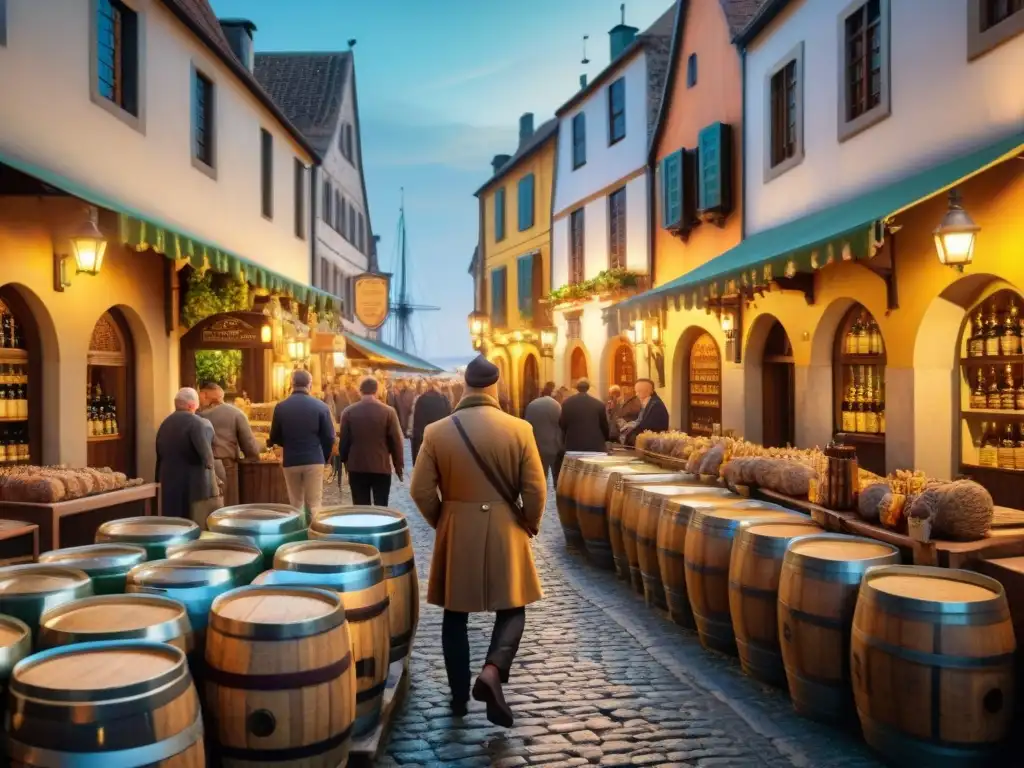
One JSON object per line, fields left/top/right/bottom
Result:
{"left": 561, "top": 451, "right": 1019, "bottom": 765}
{"left": 0, "top": 502, "right": 420, "bottom": 766}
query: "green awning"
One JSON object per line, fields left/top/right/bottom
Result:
{"left": 614, "top": 130, "right": 1024, "bottom": 316}
{"left": 0, "top": 148, "right": 336, "bottom": 312}
{"left": 343, "top": 332, "right": 442, "bottom": 373}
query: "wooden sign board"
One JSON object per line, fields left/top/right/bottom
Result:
{"left": 201, "top": 316, "right": 259, "bottom": 344}
{"left": 354, "top": 273, "right": 390, "bottom": 330}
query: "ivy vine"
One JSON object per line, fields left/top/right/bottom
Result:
{"left": 181, "top": 270, "right": 251, "bottom": 329}
{"left": 545, "top": 268, "right": 644, "bottom": 306}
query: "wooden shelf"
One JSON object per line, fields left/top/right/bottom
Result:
{"left": 840, "top": 353, "right": 886, "bottom": 364}
{"left": 836, "top": 431, "right": 885, "bottom": 444}
{"left": 963, "top": 408, "right": 1024, "bottom": 416}
{"left": 87, "top": 434, "right": 122, "bottom": 443}
{"left": 0, "top": 417, "right": 27, "bottom": 423}
{"left": 961, "top": 355, "right": 1024, "bottom": 367}
{"left": 0, "top": 349, "right": 28, "bottom": 363}
{"left": 961, "top": 463, "right": 1024, "bottom": 477}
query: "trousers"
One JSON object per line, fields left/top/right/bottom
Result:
{"left": 540, "top": 451, "right": 564, "bottom": 487}
{"left": 349, "top": 471, "right": 392, "bottom": 506}
{"left": 441, "top": 607, "right": 526, "bottom": 702}
{"left": 282, "top": 464, "right": 324, "bottom": 518}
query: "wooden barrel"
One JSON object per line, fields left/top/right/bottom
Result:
{"left": 95, "top": 516, "right": 200, "bottom": 560}
{"left": 609, "top": 473, "right": 688, "bottom": 581}
{"left": 7, "top": 639, "right": 204, "bottom": 767}
{"left": 126, "top": 560, "right": 235, "bottom": 652}
{"left": 728, "top": 520, "right": 822, "bottom": 686}
{"left": 257, "top": 539, "right": 391, "bottom": 737}
{"left": 684, "top": 501, "right": 807, "bottom": 655}
{"left": 637, "top": 487, "right": 739, "bottom": 609}
{"left": 0, "top": 615, "right": 31, "bottom": 721}
{"left": 554, "top": 452, "right": 606, "bottom": 550}
{"left": 38, "top": 593, "right": 194, "bottom": 654}
{"left": 205, "top": 585, "right": 356, "bottom": 767}
{"left": 574, "top": 458, "right": 644, "bottom": 569}
{"left": 0, "top": 564, "right": 93, "bottom": 641}
{"left": 207, "top": 504, "right": 307, "bottom": 563}
{"left": 851, "top": 565, "right": 1016, "bottom": 766}
{"left": 39, "top": 543, "right": 147, "bottom": 595}
{"left": 778, "top": 534, "right": 900, "bottom": 723}
{"left": 238, "top": 458, "right": 292, "bottom": 506}
{"left": 311, "top": 506, "right": 418, "bottom": 663}
{"left": 166, "top": 538, "right": 264, "bottom": 586}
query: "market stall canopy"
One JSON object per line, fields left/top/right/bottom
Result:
{"left": 612, "top": 130, "right": 1024, "bottom": 318}
{"left": 0, "top": 149, "right": 337, "bottom": 313}
{"left": 342, "top": 332, "right": 442, "bottom": 373}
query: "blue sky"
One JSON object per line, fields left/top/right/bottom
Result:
{"left": 211, "top": 0, "right": 674, "bottom": 364}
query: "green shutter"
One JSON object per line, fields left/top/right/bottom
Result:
{"left": 491, "top": 267, "right": 507, "bottom": 327}
{"left": 662, "top": 151, "right": 682, "bottom": 229}
{"left": 698, "top": 122, "right": 732, "bottom": 214}
{"left": 495, "top": 188, "right": 506, "bottom": 241}
{"left": 518, "top": 174, "right": 535, "bottom": 231}
{"left": 518, "top": 254, "right": 534, "bottom": 320}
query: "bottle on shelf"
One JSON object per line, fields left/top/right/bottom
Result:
{"left": 971, "top": 368, "right": 988, "bottom": 410}
{"left": 985, "top": 302, "right": 1001, "bottom": 357}
{"left": 856, "top": 313, "right": 870, "bottom": 355}
{"left": 979, "top": 421, "right": 998, "bottom": 468}
{"left": 1001, "top": 297, "right": 1022, "bottom": 357}
{"left": 854, "top": 367, "right": 867, "bottom": 433}
{"left": 999, "top": 422, "right": 1017, "bottom": 470}
{"left": 968, "top": 308, "right": 985, "bottom": 358}
{"left": 987, "top": 366, "right": 1002, "bottom": 409}
{"left": 1001, "top": 364, "right": 1016, "bottom": 410}
{"left": 0, "top": 372, "right": 8, "bottom": 420}
{"left": 841, "top": 375, "right": 855, "bottom": 432}
{"left": 1016, "top": 422, "right": 1024, "bottom": 471}
{"left": 0, "top": 304, "right": 11, "bottom": 350}
{"left": 876, "top": 375, "right": 886, "bottom": 434}
{"left": 868, "top": 317, "right": 883, "bottom": 355}
{"left": 864, "top": 367, "right": 879, "bottom": 434}
{"left": 1016, "top": 370, "right": 1024, "bottom": 411}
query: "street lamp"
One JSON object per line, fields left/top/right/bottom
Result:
{"left": 468, "top": 311, "right": 490, "bottom": 338}
{"left": 260, "top": 324, "right": 272, "bottom": 344}
{"left": 70, "top": 206, "right": 108, "bottom": 276}
{"left": 540, "top": 326, "right": 557, "bottom": 357}
{"left": 720, "top": 310, "right": 735, "bottom": 338}
{"left": 934, "top": 188, "right": 980, "bottom": 270}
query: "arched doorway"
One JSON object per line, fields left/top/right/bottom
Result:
{"left": 570, "top": 347, "right": 588, "bottom": 384}
{"left": 87, "top": 309, "right": 136, "bottom": 476}
{"left": 761, "top": 320, "right": 795, "bottom": 448}
{"left": 521, "top": 354, "right": 540, "bottom": 415}
{"left": 612, "top": 341, "right": 636, "bottom": 394}
{"left": 0, "top": 286, "right": 43, "bottom": 466}
{"left": 684, "top": 331, "right": 722, "bottom": 436}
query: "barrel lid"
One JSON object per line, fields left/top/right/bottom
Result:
{"left": 40, "top": 594, "right": 187, "bottom": 634}
{"left": 577, "top": 456, "right": 637, "bottom": 466}
{"left": 0, "top": 564, "right": 91, "bottom": 596}
{"left": 210, "top": 585, "right": 345, "bottom": 639}
{"left": 633, "top": 484, "right": 705, "bottom": 497}
{"left": 744, "top": 521, "right": 821, "bottom": 539}
{"left": 788, "top": 535, "right": 898, "bottom": 562}
{"left": 199, "top": 530, "right": 258, "bottom": 544}
{"left": 96, "top": 517, "right": 200, "bottom": 544}
{"left": 207, "top": 505, "right": 304, "bottom": 535}
{"left": 39, "top": 543, "right": 148, "bottom": 574}
{"left": 618, "top": 473, "right": 688, "bottom": 487}
{"left": 861, "top": 565, "right": 1006, "bottom": 618}
{"left": 127, "top": 560, "right": 234, "bottom": 589}
{"left": 312, "top": 507, "right": 407, "bottom": 535}
{"left": 701, "top": 507, "right": 801, "bottom": 522}
{"left": 10, "top": 639, "right": 187, "bottom": 702}
{"left": 0, "top": 615, "right": 30, "bottom": 648}
{"left": 612, "top": 463, "right": 666, "bottom": 475}
{"left": 166, "top": 539, "right": 263, "bottom": 568}
{"left": 275, "top": 540, "right": 380, "bottom": 572}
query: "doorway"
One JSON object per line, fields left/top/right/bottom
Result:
{"left": 761, "top": 320, "right": 795, "bottom": 448}
{"left": 521, "top": 354, "right": 539, "bottom": 415}
{"left": 570, "top": 347, "right": 588, "bottom": 384}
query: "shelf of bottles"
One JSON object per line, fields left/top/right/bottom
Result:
{"left": 86, "top": 383, "right": 120, "bottom": 442}
{"left": 0, "top": 300, "right": 31, "bottom": 467}
{"left": 836, "top": 308, "right": 886, "bottom": 440}
{"left": 960, "top": 290, "right": 1024, "bottom": 478}
{"left": 688, "top": 332, "right": 721, "bottom": 437}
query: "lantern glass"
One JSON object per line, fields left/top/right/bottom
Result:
{"left": 333, "top": 351, "right": 347, "bottom": 368}
{"left": 632, "top": 319, "right": 645, "bottom": 344}
{"left": 540, "top": 327, "right": 557, "bottom": 350}
{"left": 260, "top": 324, "right": 272, "bottom": 343}
{"left": 71, "top": 237, "right": 107, "bottom": 275}
{"left": 720, "top": 311, "right": 735, "bottom": 335}
{"left": 650, "top": 322, "right": 661, "bottom": 345}
{"left": 933, "top": 189, "right": 980, "bottom": 268}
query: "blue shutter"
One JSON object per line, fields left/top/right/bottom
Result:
{"left": 518, "top": 174, "right": 535, "bottom": 231}
{"left": 495, "top": 188, "right": 506, "bottom": 241}
{"left": 491, "top": 267, "right": 507, "bottom": 328}
{"left": 698, "top": 122, "right": 733, "bottom": 214}
{"left": 661, "top": 151, "right": 682, "bottom": 229}
{"left": 518, "top": 254, "right": 534, "bottom": 321}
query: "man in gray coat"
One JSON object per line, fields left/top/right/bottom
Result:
{"left": 199, "top": 382, "right": 262, "bottom": 507}
{"left": 156, "top": 387, "right": 217, "bottom": 520}
{"left": 524, "top": 381, "right": 563, "bottom": 485}
{"left": 559, "top": 379, "right": 610, "bottom": 453}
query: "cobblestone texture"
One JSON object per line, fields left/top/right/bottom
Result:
{"left": 324, "top": 444, "right": 883, "bottom": 767}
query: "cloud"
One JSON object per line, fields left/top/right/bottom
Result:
{"left": 420, "top": 60, "right": 518, "bottom": 92}
{"left": 361, "top": 116, "right": 517, "bottom": 172}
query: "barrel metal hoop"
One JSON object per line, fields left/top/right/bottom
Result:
{"left": 855, "top": 631, "right": 1015, "bottom": 670}
{"left": 683, "top": 561, "right": 727, "bottom": 576}
{"left": 779, "top": 603, "right": 847, "bottom": 631}
{"left": 344, "top": 598, "right": 391, "bottom": 623}
{"left": 206, "top": 651, "right": 352, "bottom": 691}
{"left": 8, "top": 714, "right": 202, "bottom": 768}
{"left": 635, "top": 535, "right": 657, "bottom": 547}
{"left": 213, "top": 723, "right": 353, "bottom": 762}
{"left": 390, "top": 628, "right": 414, "bottom": 649}
{"left": 577, "top": 504, "right": 607, "bottom": 518}
{"left": 384, "top": 559, "right": 416, "bottom": 580}
{"left": 859, "top": 713, "right": 1002, "bottom": 761}
{"left": 729, "top": 581, "right": 778, "bottom": 601}
{"left": 656, "top": 547, "right": 684, "bottom": 561}
{"left": 356, "top": 680, "right": 388, "bottom": 703}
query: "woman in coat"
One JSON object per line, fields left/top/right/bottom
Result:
{"left": 410, "top": 355, "right": 546, "bottom": 727}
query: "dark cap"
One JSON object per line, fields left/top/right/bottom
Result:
{"left": 464, "top": 354, "right": 500, "bottom": 388}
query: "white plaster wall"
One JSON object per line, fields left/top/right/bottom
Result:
{"left": 553, "top": 54, "right": 650, "bottom": 217}
{"left": 744, "top": 0, "right": 1024, "bottom": 235}
{"left": 0, "top": 0, "right": 313, "bottom": 283}
{"left": 551, "top": 216, "right": 570, "bottom": 289}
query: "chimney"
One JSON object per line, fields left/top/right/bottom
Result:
{"left": 219, "top": 19, "right": 257, "bottom": 71}
{"left": 609, "top": 4, "right": 638, "bottom": 61}
{"left": 491, "top": 154, "right": 512, "bottom": 175}
{"left": 580, "top": 74, "right": 588, "bottom": 90}
{"left": 518, "top": 113, "right": 535, "bottom": 147}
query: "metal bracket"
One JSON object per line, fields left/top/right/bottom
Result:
{"left": 860, "top": 231, "right": 899, "bottom": 312}
{"left": 773, "top": 273, "right": 815, "bottom": 305}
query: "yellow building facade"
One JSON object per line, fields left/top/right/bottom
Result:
{"left": 475, "top": 115, "right": 559, "bottom": 415}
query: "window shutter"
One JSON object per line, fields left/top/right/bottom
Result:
{"left": 662, "top": 151, "right": 682, "bottom": 229}
{"left": 518, "top": 254, "right": 534, "bottom": 321}
{"left": 491, "top": 267, "right": 507, "bottom": 328}
{"left": 495, "top": 188, "right": 505, "bottom": 240}
{"left": 698, "top": 122, "right": 733, "bottom": 215}
{"left": 518, "top": 174, "right": 535, "bottom": 231}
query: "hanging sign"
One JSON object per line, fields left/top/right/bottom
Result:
{"left": 201, "top": 316, "right": 260, "bottom": 344}
{"left": 353, "top": 272, "right": 390, "bottom": 329}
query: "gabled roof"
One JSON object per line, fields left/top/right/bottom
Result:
{"left": 734, "top": 0, "right": 790, "bottom": 45}
{"left": 720, "top": 0, "right": 772, "bottom": 39}
{"left": 474, "top": 118, "right": 559, "bottom": 197}
{"left": 556, "top": 5, "right": 676, "bottom": 118}
{"left": 254, "top": 52, "right": 352, "bottom": 156}
{"left": 158, "top": 0, "right": 317, "bottom": 159}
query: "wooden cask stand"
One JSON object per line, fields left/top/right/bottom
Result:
{"left": 346, "top": 656, "right": 411, "bottom": 766}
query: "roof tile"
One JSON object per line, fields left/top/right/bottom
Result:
{"left": 719, "top": 0, "right": 772, "bottom": 38}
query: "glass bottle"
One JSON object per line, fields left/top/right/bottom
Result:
{"left": 856, "top": 313, "right": 870, "bottom": 355}
{"left": 968, "top": 309, "right": 986, "bottom": 358}
{"left": 979, "top": 421, "right": 998, "bottom": 467}
{"left": 841, "top": 374, "right": 854, "bottom": 432}
{"left": 0, "top": 305, "right": 11, "bottom": 350}
{"left": 0, "top": 376, "right": 8, "bottom": 421}
{"left": 971, "top": 368, "right": 988, "bottom": 410}
{"left": 1002, "top": 297, "right": 1022, "bottom": 356}
{"left": 1016, "top": 369, "right": 1024, "bottom": 411}
{"left": 987, "top": 366, "right": 1002, "bottom": 409}
{"left": 103, "top": 397, "right": 114, "bottom": 436}
{"left": 864, "top": 367, "right": 879, "bottom": 434}
{"left": 846, "top": 315, "right": 860, "bottom": 355}
{"left": 985, "top": 302, "right": 1001, "bottom": 356}
{"left": 869, "top": 317, "right": 882, "bottom": 355}
{"left": 1002, "top": 364, "right": 1017, "bottom": 410}
{"left": 876, "top": 376, "right": 886, "bottom": 434}
{"left": 854, "top": 367, "right": 867, "bottom": 433}
{"left": 1000, "top": 422, "right": 1017, "bottom": 469}
{"left": 1016, "top": 421, "right": 1024, "bottom": 471}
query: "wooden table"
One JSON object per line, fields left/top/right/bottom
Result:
{"left": 751, "top": 487, "right": 1024, "bottom": 568}
{"left": 0, "top": 483, "right": 160, "bottom": 552}
{"left": 0, "top": 520, "right": 39, "bottom": 565}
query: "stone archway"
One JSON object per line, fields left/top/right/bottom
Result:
{"left": 674, "top": 326, "right": 722, "bottom": 435}
{"left": 759, "top": 319, "right": 795, "bottom": 448}
{"left": 570, "top": 346, "right": 589, "bottom": 383}
{"left": 521, "top": 353, "right": 540, "bottom": 415}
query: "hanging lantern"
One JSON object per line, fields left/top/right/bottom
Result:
{"left": 70, "top": 206, "right": 108, "bottom": 276}
{"left": 934, "top": 188, "right": 980, "bottom": 269}
{"left": 260, "top": 324, "right": 272, "bottom": 344}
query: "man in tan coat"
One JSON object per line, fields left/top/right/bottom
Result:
{"left": 410, "top": 355, "right": 546, "bottom": 727}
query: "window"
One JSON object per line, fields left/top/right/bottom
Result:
{"left": 494, "top": 188, "right": 506, "bottom": 241}
{"left": 294, "top": 159, "right": 306, "bottom": 239}
{"left": 336, "top": 192, "right": 344, "bottom": 235}
{"left": 765, "top": 42, "right": 804, "bottom": 180}
{"left": 608, "top": 77, "right": 626, "bottom": 144}
{"left": 687, "top": 54, "right": 697, "bottom": 88}
{"left": 321, "top": 258, "right": 330, "bottom": 291}
{"left": 260, "top": 129, "right": 273, "bottom": 219}
{"left": 518, "top": 174, "right": 535, "bottom": 232}
{"left": 93, "top": 0, "right": 140, "bottom": 121}
{"left": 660, "top": 151, "right": 682, "bottom": 229}
{"left": 608, "top": 187, "right": 626, "bottom": 269}
{"left": 349, "top": 206, "right": 357, "bottom": 245}
{"left": 322, "top": 180, "right": 333, "bottom": 225}
{"left": 569, "top": 208, "right": 585, "bottom": 284}
{"left": 345, "top": 124, "right": 356, "bottom": 168}
{"left": 191, "top": 70, "right": 214, "bottom": 169}
{"left": 567, "top": 314, "right": 582, "bottom": 341}
{"left": 357, "top": 212, "right": 365, "bottom": 253}
{"left": 490, "top": 267, "right": 508, "bottom": 328}
{"left": 1, "top": 0, "right": 7, "bottom": 47}
{"left": 572, "top": 113, "right": 586, "bottom": 169}
{"left": 969, "top": 0, "right": 1024, "bottom": 58}
{"left": 838, "top": 0, "right": 890, "bottom": 141}
{"left": 517, "top": 254, "right": 535, "bottom": 321}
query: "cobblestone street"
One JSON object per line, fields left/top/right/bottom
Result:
{"left": 326, "top": 445, "right": 884, "bottom": 768}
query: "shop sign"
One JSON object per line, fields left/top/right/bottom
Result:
{"left": 202, "top": 317, "right": 259, "bottom": 343}
{"left": 354, "top": 273, "right": 390, "bottom": 329}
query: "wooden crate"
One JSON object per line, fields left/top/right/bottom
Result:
{"left": 238, "top": 460, "right": 291, "bottom": 506}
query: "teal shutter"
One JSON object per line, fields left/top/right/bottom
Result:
{"left": 698, "top": 122, "right": 732, "bottom": 214}
{"left": 491, "top": 267, "right": 507, "bottom": 327}
{"left": 495, "top": 188, "right": 506, "bottom": 241}
{"left": 661, "top": 151, "right": 682, "bottom": 229}
{"left": 518, "top": 174, "right": 535, "bottom": 231}
{"left": 517, "top": 254, "right": 534, "bottom": 320}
